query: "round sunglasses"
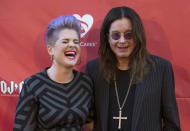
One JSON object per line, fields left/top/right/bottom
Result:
{"left": 110, "top": 32, "right": 133, "bottom": 40}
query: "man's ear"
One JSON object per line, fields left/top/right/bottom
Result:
{"left": 108, "top": 35, "right": 111, "bottom": 44}
{"left": 47, "top": 45, "right": 54, "bottom": 56}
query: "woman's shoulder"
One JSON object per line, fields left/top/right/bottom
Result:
{"left": 23, "top": 68, "right": 47, "bottom": 87}
{"left": 74, "top": 70, "right": 93, "bottom": 91}
{"left": 75, "top": 70, "right": 93, "bottom": 83}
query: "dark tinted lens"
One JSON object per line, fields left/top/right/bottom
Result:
{"left": 124, "top": 32, "right": 133, "bottom": 40}
{"left": 111, "top": 32, "right": 121, "bottom": 40}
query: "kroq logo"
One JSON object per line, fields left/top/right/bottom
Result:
{"left": 73, "top": 14, "right": 93, "bottom": 38}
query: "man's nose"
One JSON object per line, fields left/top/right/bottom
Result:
{"left": 119, "top": 35, "right": 125, "bottom": 43}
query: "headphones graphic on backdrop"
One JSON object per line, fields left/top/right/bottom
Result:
{"left": 73, "top": 14, "right": 93, "bottom": 38}
{"left": 73, "top": 14, "right": 97, "bottom": 47}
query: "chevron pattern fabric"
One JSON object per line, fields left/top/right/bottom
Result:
{"left": 13, "top": 68, "right": 93, "bottom": 131}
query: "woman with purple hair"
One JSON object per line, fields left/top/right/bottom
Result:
{"left": 13, "top": 15, "right": 93, "bottom": 131}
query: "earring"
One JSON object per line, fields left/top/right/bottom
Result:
{"left": 51, "top": 55, "right": 54, "bottom": 61}
{"left": 76, "top": 57, "right": 81, "bottom": 65}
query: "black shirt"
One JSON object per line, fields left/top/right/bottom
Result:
{"left": 13, "top": 68, "right": 93, "bottom": 131}
{"left": 108, "top": 69, "right": 136, "bottom": 131}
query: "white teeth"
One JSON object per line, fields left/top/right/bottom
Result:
{"left": 65, "top": 51, "right": 76, "bottom": 55}
{"left": 118, "top": 45, "right": 129, "bottom": 48}
{"left": 67, "top": 52, "right": 75, "bottom": 55}
{"left": 65, "top": 51, "right": 76, "bottom": 57}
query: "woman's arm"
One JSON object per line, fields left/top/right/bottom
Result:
{"left": 13, "top": 80, "right": 38, "bottom": 131}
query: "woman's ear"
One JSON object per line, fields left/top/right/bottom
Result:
{"left": 47, "top": 45, "right": 54, "bottom": 56}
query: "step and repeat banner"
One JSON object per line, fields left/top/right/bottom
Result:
{"left": 0, "top": 0, "right": 190, "bottom": 130}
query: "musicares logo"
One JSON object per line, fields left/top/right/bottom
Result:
{"left": 73, "top": 14, "right": 93, "bottom": 38}
{"left": 73, "top": 14, "right": 97, "bottom": 47}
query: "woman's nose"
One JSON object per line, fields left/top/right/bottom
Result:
{"left": 68, "top": 41, "right": 75, "bottom": 47}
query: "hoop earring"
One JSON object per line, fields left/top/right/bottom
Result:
{"left": 76, "top": 57, "right": 81, "bottom": 65}
{"left": 51, "top": 55, "right": 54, "bottom": 61}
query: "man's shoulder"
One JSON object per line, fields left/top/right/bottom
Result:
{"left": 85, "top": 58, "right": 101, "bottom": 80}
{"left": 86, "top": 58, "right": 100, "bottom": 69}
{"left": 151, "top": 55, "right": 171, "bottom": 65}
{"left": 87, "top": 58, "right": 100, "bottom": 65}
{"left": 151, "top": 55, "right": 172, "bottom": 71}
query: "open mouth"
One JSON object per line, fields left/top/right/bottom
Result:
{"left": 117, "top": 45, "right": 129, "bottom": 52}
{"left": 118, "top": 47, "right": 127, "bottom": 49}
{"left": 64, "top": 50, "right": 76, "bottom": 60}
{"left": 118, "top": 45, "right": 129, "bottom": 49}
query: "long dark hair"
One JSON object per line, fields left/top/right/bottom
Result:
{"left": 99, "top": 6, "right": 154, "bottom": 84}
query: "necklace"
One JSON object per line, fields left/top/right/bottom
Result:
{"left": 113, "top": 73, "right": 134, "bottom": 129}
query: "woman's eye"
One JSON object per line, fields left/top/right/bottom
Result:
{"left": 74, "top": 41, "right": 79, "bottom": 44}
{"left": 62, "top": 41, "right": 68, "bottom": 44}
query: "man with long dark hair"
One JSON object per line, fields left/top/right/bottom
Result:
{"left": 86, "top": 6, "right": 181, "bottom": 131}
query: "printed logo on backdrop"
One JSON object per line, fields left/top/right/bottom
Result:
{"left": 73, "top": 14, "right": 97, "bottom": 47}
{"left": 0, "top": 80, "right": 23, "bottom": 96}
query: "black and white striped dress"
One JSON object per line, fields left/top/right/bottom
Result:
{"left": 13, "top": 68, "right": 93, "bottom": 131}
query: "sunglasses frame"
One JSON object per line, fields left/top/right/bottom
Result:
{"left": 110, "top": 31, "right": 133, "bottom": 40}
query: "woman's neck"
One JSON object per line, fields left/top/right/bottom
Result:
{"left": 47, "top": 64, "right": 74, "bottom": 84}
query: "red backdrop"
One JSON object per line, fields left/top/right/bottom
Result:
{"left": 0, "top": 0, "right": 190, "bottom": 130}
